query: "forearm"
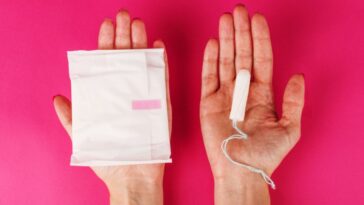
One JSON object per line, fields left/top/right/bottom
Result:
{"left": 108, "top": 179, "right": 163, "bottom": 205}
{"left": 214, "top": 174, "right": 270, "bottom": 205}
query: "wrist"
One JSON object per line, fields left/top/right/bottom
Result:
{"left": 214, "top": 172, "right": 270, "bottom": 205}
{"left": 108, "top": 178, "right": 163, "bottom": 205}
{"left": 214, "top": 171, "right": 267, "bottom": 192}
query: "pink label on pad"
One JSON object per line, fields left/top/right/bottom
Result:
{"left": 132, "top": 99, "right": 161, "bottom": 110}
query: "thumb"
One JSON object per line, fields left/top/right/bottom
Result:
{"left": 53, "top": 95, "right": 72, "bottom": 138}
{"left": 279, "top": 74, "right": 305, "bottom": 143}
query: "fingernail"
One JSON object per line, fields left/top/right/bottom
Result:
{"left": 52, "top": 95, "right": 57, "bottom": 101}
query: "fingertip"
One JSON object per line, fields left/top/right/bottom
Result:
{"left": 53, "top": 95, "right": 72, "bottom": 135}
{"left": 289, "top": 74, "right": 305, "bottom": 89}
{"left": 233, "top": 3, "right": 247, "bottom": 14}
{"left": 284, "top": 74, "right": 306, "bottom": 110}
{"left": 252, "top": 13, "right": 268, "bottom": 29}
{"left": 53, "top": 95, "right": 61, "bottom": 106}
{"left": 222, "top": 12, "right": 233, "bottom": 16}
{"left": 101, "top": 18, "right": 114, "bottom": 27}
{"left": 252, "top": 13, "right": 265, "bottom": 21}
{"left": 131, "top": 18, "right": 147, "bottom": 48}
{"left": 280, "top": 74, "right": 306, "bottom": 138}
{"left": 53, "top": 95, "right": 70, "bottom": 108}
{"left": 53, "top": 95, "right": 59, "bottom": 108}
{"left": 116, "top": 9, "right": 130, "bottom": 20}
{"left": 115, "top": 9, "right": 131, "bottom": 49}
{"left": 131, "top": 18, "right": 145, "bottom": 30}
{"left": 153, "top": 39, "right": 165, "bottom": 48}
{"left": 100, "top": 18, "right": 114, "bottom": 35}
{"left": 206, "top": 38, "right": 218, "bottom": 50}
{"left": 220, "top": 13, "right": 233, "bottom": 25}
{"left": 100, "top": 18, "right": 114, "bottom": 32}
{"left": 98, "top": 18, "right": 115, "bottom": 49}
{"left": 204, "top": 39, "right": 219, "bottom": 60}
{"left": 153, "top": 40, "right": 168, "bottom": 62}
{"left": 293, "top": 73, "right": 306, "bottom": 96}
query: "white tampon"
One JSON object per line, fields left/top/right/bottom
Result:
{"left": 229, "top": 69, "right": 251, "bottom": 122}
{"left": 221, "top": 69, "right": 276, "bottom": 189}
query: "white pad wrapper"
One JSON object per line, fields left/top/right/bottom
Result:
{"left": 67, "top": 49, "right": 171, "bottom": 166}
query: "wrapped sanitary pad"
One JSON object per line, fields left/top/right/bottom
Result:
{"left": 67, "top": 49, "right": 171, "bottom": 166}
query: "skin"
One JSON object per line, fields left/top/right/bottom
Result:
{"left": 53, "top": 10, "right": 171, "bottom": 205}
{"left": 200, "top": 4, "right": 305, "bottom": 205}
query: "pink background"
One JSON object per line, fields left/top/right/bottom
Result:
{"left": 0, "top": 0, "right": 363, "bottom": 204}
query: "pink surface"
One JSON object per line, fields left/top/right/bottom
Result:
{"left": 132, "top": 99, "right": 161, "bottom": 110}
{"left": 0, "top": 0, "right": 363, "bottom": 204}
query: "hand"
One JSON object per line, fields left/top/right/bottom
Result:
{"left": 200, "top": 5, "right": 305, "bottom": 204}
{"left": 53, "top": 10, "right": 171, "bottom": 205}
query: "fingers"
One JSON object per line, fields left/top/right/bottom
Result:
{"left": 280, "top": 74, "right": 305, "bottom": 140}
{"left": 101, "top": 10, "right": 147, "bottom": 50}
{"left": 153, "top": 40, "right": 172, "bottom": 134}
{"left": 201, "top": 39, "right": 219, "bottom": 98}
{"left": 98, "top": 19, "right": 115, "bottom": 49}
{"left": 53, "top": 95, "right": 72, "bottom": 137}
{"left": 115, "top": 10, "right": 131, "bottom": 49}
{"left": 219, "top": 13, "right": 235, "bottom": 85}
{"left": 252, "top": 14, "right": 273, "bottom": 84}
{"left": 233, "top": 5, "right": 252, "bottom": 72}
{"left": 131, "top": 19, "right": 148, "bottom": 48}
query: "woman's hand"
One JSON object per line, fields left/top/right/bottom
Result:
{"left": 53, "top": 10, "right": 171, "bottom": 205}
{"left": 200, "top": 5, "right": 305, "bottom": 204}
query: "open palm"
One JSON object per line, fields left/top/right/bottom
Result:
{"left": 53, "top": 10, "right": 171, "bottom": 194}
{"left": 200, "top": 5, "right": 305, "bottom": 183}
